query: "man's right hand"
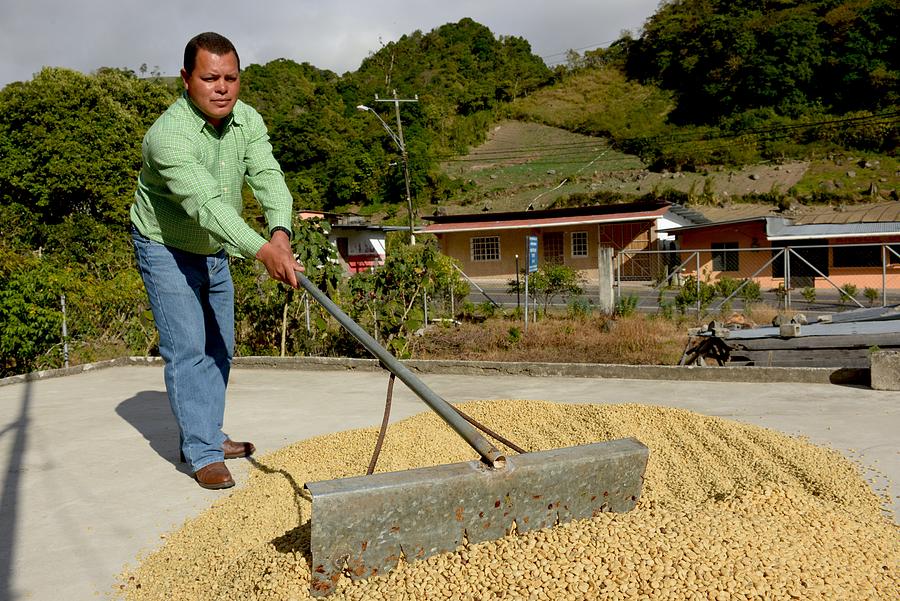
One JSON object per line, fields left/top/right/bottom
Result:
{"left": 255, "top": 239, "right": 300, "bottom": 288}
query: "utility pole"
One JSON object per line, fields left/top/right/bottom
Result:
{"left": 375, "top": 90, "right": 418, "bottom": 244}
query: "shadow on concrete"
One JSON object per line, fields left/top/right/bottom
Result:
{"left": 0, "top": 379, "right": 30, "bottom": 601}
{"left": 116, "top": 391, "right": 191, "bottom": 476}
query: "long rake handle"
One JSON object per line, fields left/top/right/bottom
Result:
{"left": 295, "top": 271, "right": 506, "bottom": 467}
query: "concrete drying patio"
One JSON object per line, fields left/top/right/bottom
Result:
{"left": 0, "top": 359, "right": 897, "bottom": 600}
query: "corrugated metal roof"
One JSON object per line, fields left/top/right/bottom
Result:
{"left": 766, "top": 217, "right": 900, "bottom": 240}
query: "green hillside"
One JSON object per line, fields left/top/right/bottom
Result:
{"left": 438, "top": 120, "right": 642, "bottom": 214}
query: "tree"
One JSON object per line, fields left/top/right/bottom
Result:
{"left": 0, "top": 67, "right": 173, "bottom": 231}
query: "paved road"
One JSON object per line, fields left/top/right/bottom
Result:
{"left": 0, "top": 364, "right": 897, "bottom": 600}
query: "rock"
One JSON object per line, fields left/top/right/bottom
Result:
{"left": 846, "top": 170, "right": 856, "bottom": 178}
{"left": 749, "top": 173, "right": 760, "bottom": 180}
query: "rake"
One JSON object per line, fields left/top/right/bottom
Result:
{"left": 296, "top": 272, "right": 649, "bottom": 596}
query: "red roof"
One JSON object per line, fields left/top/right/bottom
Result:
{"left": 423, "top": 206, "right": 669, "bottom": 234}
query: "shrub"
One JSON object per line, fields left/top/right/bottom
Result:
{"left": 801, "top": 287, "right": 816, "bottom": 303}
{"left": 738, "top": 279, "right": 762, "bottom": 303}
{"left": 615, "top": 294, "right": 639, "bottom": 317}
{"left": 863, "top": 287, "right": 879, "bottom": 306}
{"left": 839, "top": 283, "right": 858, "bottom": 305}
{"left": 567, "top": 296, "right": 593, "bottom": 319}
{"left": 674, "top": 276, "right": 716, "bottom": 313}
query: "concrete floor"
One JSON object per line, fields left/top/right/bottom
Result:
{"left": 0, "top": 364, "right": 897, "bottom": 601}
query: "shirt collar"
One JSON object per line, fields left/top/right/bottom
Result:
{"left": 181, "top": 92, "right": 243, "bottom": 132}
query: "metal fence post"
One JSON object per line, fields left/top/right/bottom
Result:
{"left": 304, "top": 292, "right": 311, "bottom": 334}
{"left": 695, "top": 252, "right": 701, "bottom": 315}
{"left": 60, "top": 294, "right": 69, "bottom": 368}
{"left": 781, "top": 246, "right": 791, "bottom": 311}
{"left": 883, "top": 244, "right": 888, "bottom": 307}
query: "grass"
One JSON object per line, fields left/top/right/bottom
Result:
{"left": 440, "top": 120, "right": 643, "bottom": 212}
{"left": 793, "top": 154, "right": 899, "bottom": 199}
{"left": 507, "top": 67, "right": 674, "bottom": 140}
{"left": 411, "top": 313, "right": 687, "bottom": 365}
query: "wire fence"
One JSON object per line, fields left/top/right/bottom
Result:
{"left": 30, "top": 242, "right": 900, "bottom": 375}
{"left": 616, "top": 242, "right": 900, "bottom": 315}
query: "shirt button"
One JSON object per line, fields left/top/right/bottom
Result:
{"left": 223, "top": 187, "right": 228, "bottom": 192}
{"left": 220, "top": 161, "right": 225, "bottom": 167}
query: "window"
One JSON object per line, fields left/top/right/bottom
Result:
{"left": 471, "top": 236, "right": 500, "bottom": 262}
{"left": 711, "top": 242, "right": 739, "bottom": 272}
{"left": 832, "top": 245, "right": 882, "bottom": 268}
{"left": 543, "top": 232, "right": 564, "bottom": 263}
{"left": 571, "top": 231, "right": 588, "bottom": 257}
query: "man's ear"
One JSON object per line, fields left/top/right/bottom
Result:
{"left": 180, "top": 68, "right": 189, "bottom": 89}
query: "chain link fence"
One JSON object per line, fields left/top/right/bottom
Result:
{"left": 22, "top": 242, "right": 900, "bottom": 376}
{"left": 617, "top": 242, "right": 900, "bottom": 315}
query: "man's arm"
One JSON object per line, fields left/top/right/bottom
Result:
{"left": 242, "top": 109, "right": 298, "bottom": 287}
{"left": 242, "top": 111, "right": 293, "bottom": 235}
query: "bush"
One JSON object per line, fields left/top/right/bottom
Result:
{"left": 567, "top": 296, "right": 593, "bottom": 319}
{"left": 839, "top": 283, "right": 858, "bottom": 305}
{"left": 863, "top": 287, "right": 879, "bottom": 306}
{"left": 615, "top": 294, "right": 639, "bottom": 318}
{"left": 674, "top": 276, "right": 716, "bottom": 313}
{"left": 738, "top": 279, "right": 762, "bottom": 303}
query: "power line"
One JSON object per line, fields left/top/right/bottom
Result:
{"left": 539, "top": 39, "right": 619, "bottom": 61}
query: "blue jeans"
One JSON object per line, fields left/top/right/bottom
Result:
{"left": 131, "top": 227, "right": 234, "bottom": 471}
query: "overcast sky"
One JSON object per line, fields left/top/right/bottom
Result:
{"left": 1, "top": 0, "right": 661, "bottom": 89}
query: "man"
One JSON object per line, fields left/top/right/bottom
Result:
{"left": 130, "top": 32, "right": 299, "bottom": 489}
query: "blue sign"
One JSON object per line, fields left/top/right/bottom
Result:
{"left": 527, "top": 235, "right": 539, "bottom": 272}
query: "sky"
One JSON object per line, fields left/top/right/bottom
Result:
{"left": 0, "top": 0, "right": 661, "bottom": 89}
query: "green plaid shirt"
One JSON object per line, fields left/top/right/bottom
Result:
{"left": 130, "top": 93, "right": 293, "bottom": 258}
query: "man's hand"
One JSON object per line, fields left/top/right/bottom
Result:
{"left": 255, "top": 230, "right": 301, "bottom": 288}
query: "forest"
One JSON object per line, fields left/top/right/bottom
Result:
{"left": 0, "top": 1, "right": 897, "bottom": 376}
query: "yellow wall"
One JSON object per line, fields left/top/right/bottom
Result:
{"left": 435, "top": 223, "right": 641, "bottom": 279}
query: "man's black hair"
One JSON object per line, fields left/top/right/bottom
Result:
{"left": 183, "top": 32, "right": 240, "bottom": 74}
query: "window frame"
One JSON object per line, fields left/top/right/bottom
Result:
{"left": 470, "top": 235, "right": 501, "bottom": 262}
{"left": 571, "top": 231, "right": 588, "bottom": 258}
{"left": 711, "top": 242, "right": 739, "bottom": 272}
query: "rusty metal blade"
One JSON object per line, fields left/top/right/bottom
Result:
{"left": 305, "top": 437, "right": 649, "bottom": 596}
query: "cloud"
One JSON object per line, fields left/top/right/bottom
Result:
{"left": 0, "top": 0, "right": 658, "bottom": 87}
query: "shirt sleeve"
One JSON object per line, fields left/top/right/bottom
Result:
{"left": 145, "top": 128, "right": 268, "bottom": 258}
{"left": 242, "top": 110, "right": 294, "bottom": 236}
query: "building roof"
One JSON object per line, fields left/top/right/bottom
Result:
{"left": 766, "top": 217, "right": 900, "bottom": 241}
{"left": 422, "top": 201, "right": 673, "bottom": 234}
{"left": 663, "top": 215, "right": 900, "bottom": 240}
{"left": 691, "top": 200, "right": 900, "bottom": 225}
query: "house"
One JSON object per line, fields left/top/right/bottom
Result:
{"left": 299, "top": 211, "right": 406, "bottom": 273}
{"left": 668, "top": 215, "right": 900, "bottom": 289}
{"left": 421, "top": 201, "right": 700, "bottom": 281}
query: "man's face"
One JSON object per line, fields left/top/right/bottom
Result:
{"left": 181, "top": 49, "right": 240, "bottom": 127}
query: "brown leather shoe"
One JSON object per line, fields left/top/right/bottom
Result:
{"left": 194, "top": 462, "right": 234, "bottom": 490}
{"left": 223, "top": 438, "right": 255, "bottom": 460}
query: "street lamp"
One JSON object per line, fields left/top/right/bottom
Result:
{"left": 357, "top": 104, "right": 416, "bottom": 245}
